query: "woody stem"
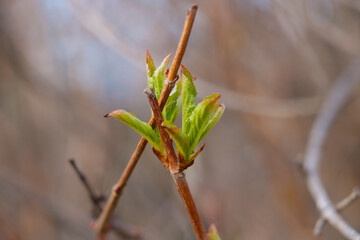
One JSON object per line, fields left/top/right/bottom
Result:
{"left": 146, "top": 89, "right": 206, "bottom": 240}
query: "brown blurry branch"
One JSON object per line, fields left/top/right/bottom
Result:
{"left": 304, "top": 57, "right": 360, "bottom": 240}
{"left": 69, "top": 159, "right": 103, "bottom": 215}
{"left": 93, "top": 5, "right": 198, "bottom": 236}
{"left": 304, "top": 1, "right": 360, "bottom": 56}
{"left": 67, "top": 0, "right": 144, "bottom": 70}
{"left": 0, "top": 209, "right": 20, "bottom": 240}
{"left": 196, "top": 78, "right": 321, "bottom": 117}
{"left": 69, "top": 159, "right": 142, "bottom": 239}
{"left": 339, "top": 0, "right": 360, "bottom": 14}
{"left": 272, "top": 0, "right": 329, "bottom": 90}
{"left": 0, "top": 167, "right": 93, "bottom": 239}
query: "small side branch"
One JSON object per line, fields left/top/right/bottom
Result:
{"left": 69, "top": 159, "right": 103, "bottom": 215}
{"left": 315, "top": 187, "right": 360, "bottom": 235}
{"left": 69, "top": 159, "right": 141, "bottom": 239}
{"left": 304, "top": 57, "right": 360, "bottom": 240}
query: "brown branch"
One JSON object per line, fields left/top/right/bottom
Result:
{"left": 167, "top": 5, "right": 197, "bottom": 82}
{"left": 94, "top": 5, "right": 198, "bottom": 235}
{"left": 145, "top": 88, "right": 206, "bottom": 240}
{"left": 304, "top": 57, "right": 360, "bottom": 240}
{"left": 172, "top": 172, "right": 206, "bottom": 240}
{"left": 69, "top": 159, "right": 103, "bottom": 215}
{"left": 69, "top": 159, "right": 141, "bottom": 239}
{"left": 145, "top": 88, "right": 179, "bottom": 174}
{"left": 0, "top": 208, "right": 20, "bottom": 240}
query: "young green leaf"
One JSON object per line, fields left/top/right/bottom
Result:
{"left": 162, "top": 120, "right": 190, "bottom": 160}
{"left": 105, "top": 110, "right": 163, "bottom": 152}
{"left": 188, "top": 93, "right": 221, "bottom": 152}
{"left": 206, "top": 224, "right": 222, "bottom": 240}
{"left": 181, "top": 65, "right": 197, "bottom": 135}
{"left": 146, "top": 50, "right": 156, "bottom": 87}
{"left": 188, "top": 143, "right": 205, "bottom": 163}
{"left": 152, "top": 54, "right": 171, "bottom": 99}
{"left": 163, "top": 80, "right": 182, "bottom": 123}
{"left": 146, "top": 51, "right": 171, "bottom": 99}
{"left": 198, "top": 103, "right": 225, "bottom": 143}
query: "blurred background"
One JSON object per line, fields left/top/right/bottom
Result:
{"left": 1, "top": 0, "right": 360, "bottom": 239}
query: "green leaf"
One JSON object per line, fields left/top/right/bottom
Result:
{"left": 181, "top": 65, "right": 197, "bottom": 135}
{"left": 162, "top": 120, "right": 190, "bottom": 160}
{"left": 152, "top": 54, "right": 171, "bottom": 99}
{"left": 163, "top": 80, "right": 182, "bottom": 123}
{"left": 188, "top": 94, "right": 221, "bottom": 152}
{"left": 198, "top": 103, "right": 225, "bottom": 143}
{"left": 105, "top": 109, "right": 163, "bottom": 152}
{"left": 188, "top": 143, "right": 205, "bottom": 163}
{"left": 146, "top": 50, "right": 156, "bottom": 87}
{"left": 207, "top": 224, "right": 222, "bottom": 240}
{"left": 146, "top": 51, "right": 171, "bottom": 99}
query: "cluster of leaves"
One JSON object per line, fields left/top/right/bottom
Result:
{"left": 105, "top": 51, "right": 224, "bottom": 239}
{"left": 106, "top": 51, "right": 224, "bottom": 169}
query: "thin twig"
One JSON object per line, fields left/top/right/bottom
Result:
{"left": 69, "top": 159, "right": 141, "bottom": 239}
{"left": 314, "top": 187, "right": 360, "bottom": 235}
{"left": 69, "top": 159, "right": 103, "bottom": 215}
{"left": 304, "top": 57, "right": 360, "bottom": 240}
{"left": 94, "top": 5, "right": 198, "bottom": 235}
{"left": 145, "top": 88, "right": 206, "bottom": 240}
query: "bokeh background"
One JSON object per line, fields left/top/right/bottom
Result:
{"left": 1, "top": 0, "right": 360, "bottom": 239}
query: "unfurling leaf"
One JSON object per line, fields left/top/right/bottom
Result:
{"left": 163, "top": 80, "right": 182, "bottom": 123}
{"left": 189, "top": 143, "right": 205, "bottom": 163}
{"left": 181, "top": 65, "right": 197, "bottom": 135}
{"left": 162, "top": 120, "right": 190, "bottom": 160}
{"left": 110, "top": 56, "right": 224, "bottom": 169}
{"left": 188, "top": 93, "right": 221, "bottom": 153}
{"left": 146, "top": 49, "right": 156, "bottom": 83}
{"left": 199, "top": 103, "right": 225, "bottom": 143}
{"left": 206, "top": 224, "right": 222, "bottom": 240}
{"left": 147, "top": 52, "right": 171, "bottom": 99}
{"left": 105, "top": 110, "right": 163, "bottom": 152}
{"left": 161, "top": 66, "right": 224, "bottom": 164}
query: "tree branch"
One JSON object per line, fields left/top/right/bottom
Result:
{"left": 94, "top": 5, "right": 198, "bottom": 235}
{"left": 69, "top": 159, "right": 104, "bottom": 215}
{"left": 304, "top": 57, "right": 360, "bottom": 240}
{"left": 314, "top": 187, "right": 360, "bottom": 235}
{"left": 145, "top": 88, "right": 206, "bottom": 240}
{"left": 69, "top": 159, "right": 141, "bottom": 239}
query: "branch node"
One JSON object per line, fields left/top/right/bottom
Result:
{"left": 314, "top": 187, "right": 360, "bottom": 236}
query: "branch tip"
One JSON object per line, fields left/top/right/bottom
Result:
{"left": 143, "top": 87, "right": 155, "bottom": 97}
{"left": 69, "top": 158, "right": 75, "bottom": 165}
{"left": 187, "top": 5, "right": 198, "bottom": 15}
